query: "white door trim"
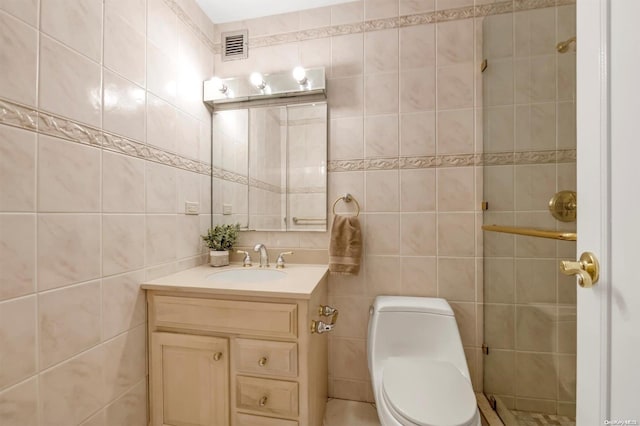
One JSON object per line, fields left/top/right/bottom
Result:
{"left": 576, "top": 0, "right": 611, "bottom": 422}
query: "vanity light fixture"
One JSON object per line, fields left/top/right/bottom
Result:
{"left": 250, "top": 72, "right": 267, "bottom": 90}
{"left": 292, "top": 66, "right": 308, "bottom": 85}
{"left": 210, "top": 76, "right": 228, "bottom": 94}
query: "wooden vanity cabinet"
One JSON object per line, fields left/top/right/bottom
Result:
{"left": 147, "top": 277, "right": 328, "bottom": 426}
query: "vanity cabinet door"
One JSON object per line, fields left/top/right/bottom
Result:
{"left": 151, "top": 332, "right": 229, "bottom": 426}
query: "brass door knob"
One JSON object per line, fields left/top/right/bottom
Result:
{"left": 258, "top": 356, "right": 268, "bottom": 367}
{"left": 560, "top": 251, "right": 600, "bottom": 288}
{"left": 212, "top": 352, "right": 223, "bottom": 361}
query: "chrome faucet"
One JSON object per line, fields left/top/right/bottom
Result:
{"left": 254, "top": 243, "right": 269, "bottom": 267}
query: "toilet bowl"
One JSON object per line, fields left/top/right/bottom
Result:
{"left": 367, "top": 296, "right": 480, "bottom": 426}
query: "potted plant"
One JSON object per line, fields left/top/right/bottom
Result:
{"left": 202, "top": 223, "right": 240, "bottom": 267}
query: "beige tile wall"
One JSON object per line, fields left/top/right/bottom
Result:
{"left": 482, "top": 3, "right": 577, "bottom": 417}
{"left": 0, "top": 0, "right": 215, "bottom": 424}
{"left": 213, "top": 0, "right": 495, "bottom": 401}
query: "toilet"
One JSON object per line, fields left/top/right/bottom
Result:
{"left": 368, "top": 296, "right": 481, "bottom": 426}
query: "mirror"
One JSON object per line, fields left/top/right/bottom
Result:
{"left": 212, "top": 102, "right": 327, "bottom": 232}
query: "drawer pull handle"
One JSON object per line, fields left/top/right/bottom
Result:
{"left": 258, "top": 356, "right": 268, "bottom": 367}
{"left": 259, "top": 396, "right": 268, "bottom": 407}
{"left": 212, "top": 352, "right": 223, "bottom": 361}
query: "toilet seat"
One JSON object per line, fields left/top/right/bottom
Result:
{"left": 381, "top": 358, "right": 478, "bottom": 426}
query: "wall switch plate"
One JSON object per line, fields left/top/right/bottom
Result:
{"left": 223, "top": 204, "right": 232, "bottom": 215}
{"left": 185, "top": 201, "right": 199, "bottom": 215}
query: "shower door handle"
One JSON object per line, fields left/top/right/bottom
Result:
{"left": 560, "top": 252, "right": 600, "bottom": 288}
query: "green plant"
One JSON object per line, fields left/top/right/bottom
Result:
{"left": 202, "top": 223, "right": 240, "bottom": 251}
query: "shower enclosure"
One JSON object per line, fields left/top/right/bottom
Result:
{"left": 481, "top": 2, "right": 577, "bottom": 424}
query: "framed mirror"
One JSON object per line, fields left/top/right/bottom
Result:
{"left": 211, "top": 102, "right": 327, "bottom": 231}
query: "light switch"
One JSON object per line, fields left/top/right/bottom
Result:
{"left": 185, "top": 201, "right": 199, "bottom": 215}
{"left": 223, "top": 204, "right": 232, "bottom": 215}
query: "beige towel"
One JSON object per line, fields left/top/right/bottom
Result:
{"left": 329, "top": 215, "right": 362, "bottom": 274}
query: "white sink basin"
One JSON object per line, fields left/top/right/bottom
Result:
{"left": 207, "top": 268, "right": 286, "bottom": 283}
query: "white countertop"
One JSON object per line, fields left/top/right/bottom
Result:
{"left": 141, "top": 263, "right": 329, "bottom": 299}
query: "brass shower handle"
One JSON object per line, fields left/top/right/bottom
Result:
{"left": 560, "top": 252, "right": 600, "bottom": 288}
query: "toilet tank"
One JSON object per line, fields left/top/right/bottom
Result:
{"left": 367, "top": 296, "right": 470, "bottom": 380}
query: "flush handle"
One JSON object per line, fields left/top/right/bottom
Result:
{"left": 560, "top": 251, "right": 599, "bottom": 288}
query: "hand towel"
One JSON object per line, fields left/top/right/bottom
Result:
{"left": 329, "top": 215, "right": 362, "bottom": 274}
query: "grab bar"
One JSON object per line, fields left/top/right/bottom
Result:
{"left": 482, "top": 224, "right": 576, "bottom": 241}
{"left": 292, "top": 217, "right": 326, "bottom": 225}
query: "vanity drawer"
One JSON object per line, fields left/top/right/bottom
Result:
{"left": 236, "top": 413, "right": 298, "bottom": 426}
{"left": 235, "top": 339, "right": 298, "bottom": 377}
{"left": 152, "top": 296, "right": 297, "bottom": 338}
{"left": 236, "top": 376, "right": 299, "bottom": 417}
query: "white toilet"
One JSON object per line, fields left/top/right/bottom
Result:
{"left": 368, "top": 296, "right": 480, "bottom": 426}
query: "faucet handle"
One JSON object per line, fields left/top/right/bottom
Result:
{"left": 276, "top": 251, "right": 293, "bottom": 269}
{"left": 236, "top": 250, "right": 252, "bottom": 267}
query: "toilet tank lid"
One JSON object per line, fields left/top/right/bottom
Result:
{"left": 373, "top": 296, "right": 453, "bottom": 315}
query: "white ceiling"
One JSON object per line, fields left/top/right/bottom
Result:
{"left": 195, "top": 0, "right": 354, "bottom": 24}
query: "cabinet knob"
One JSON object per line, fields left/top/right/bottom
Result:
{"left": 259, "top": 396, "right": 268, "bottom": 407}
{"left": 212, "top": 352, "right": 223, "bottom": 361}
{"left": 258, "top": 356, "right": 268, "bottom": 367}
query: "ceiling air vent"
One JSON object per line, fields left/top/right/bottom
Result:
{"left": 222, "top": 30, "right": 248, "bottom": 61}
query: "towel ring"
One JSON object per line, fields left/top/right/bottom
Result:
{"left": 332, "top": 193, "right": 360, "bottom": 217}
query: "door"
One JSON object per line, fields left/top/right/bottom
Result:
{"left": 150, "top": 332, "right": 230, "bottom": 426}
{"left": 577, "top": 0, "right": 640, "bottom": 422}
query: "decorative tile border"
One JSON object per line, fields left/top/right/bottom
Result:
{"left": 213, "top": 0, "right": 575, "bottom": 53}
{"left": 328, "top": 149, "right": 576, "bottom": 172}
{"left": 0, "top": 97, "right": 212, "bottom": 176}
{"left": 162, "top": 0, "right": 216, "bottom": 52}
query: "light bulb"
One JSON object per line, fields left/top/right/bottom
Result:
{"left": 292, "top": 66, "right": 307, "bottom": 85}
{"left": 211, "top": 77, "right": 227, "bottom": 94}
{"left": 250, "top": 72, "right": 266, "bottom": 89}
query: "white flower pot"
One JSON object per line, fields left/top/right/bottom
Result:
{"left": 209, "top": 250, "right": 229, "bottom": 267}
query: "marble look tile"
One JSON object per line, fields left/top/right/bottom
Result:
{"left": 102, "top": 271, "right": 146, "bottom": 340}
{"left": 400, "top": 168, "right": 435, "bottom": 212}
{"left": 300, "top": 6, "right": 331, "bottom": 30}
{"left": 39, "top": 36, "right": 102, "bottom": 127}
{"left": 103, "top": 215, "right": 145, "bottom": 276}
{"left": 365, "top": 0, "right": 398, "bottom": 19}
{"left": 484, "top": 349, "right": 515, "bottom": 395}
{"left": 484, "top": 258, "right": 515, "bottom": 303}
{"left": 400, "top": 24, "right": 435, "bottom": 71}
{"left": 104, "top": 380, "right": 147, "bottom": 425}
{"left": 80, "top": 411, "right": 106, "bottom": 426}
{"left": 365, "top": 114, "right": 398, "bottom": 158}
{"left": 449, "top": 301, "right": 476, "bottom": 346}
{"left": 365, "top": 256, "right": 401, "bottom": 295}
{"left": 146, "top": 93, "right": 177, "bottom": 152}
{"left": 103, "top": 70, "right": 146, "bottom": 142}
{"left": 177, "top": 169, "right": 200, "bottom": 212}
{"left": 515, "top": 258, "right": 557, "bottom": 304}
{"left": 437, "top": 257, "right": 475, "bottom": 301}
{"left": 437, "top": 63, "right": 474, "bottom": 110}
{"left": 37, "top": 214, "right": 101, "bottom": 290}
{"left": 105, "top": 0, "right": 146, "bottom": 31}
{"left": 0, "top": 125, "right": 36, "bottom": 212}
{"left": 330, "top": 117, "right": 364, "bottom": 160}
{"left": 400, "top": 213, "right": 436, "bottom": 256}
{"left": 146, "top": 162, "right": 177, "bottom": 213}
{"left": 400, "top": 111, "right": 436, "bottom": 156}
{"left": 102, "top": 151, "right": 145, "bottom": 213}
{"left": 38, "top": 280, "right": 101, "bottom": 368}
{"left": 176, "top": 111, "right": 199, "bottom": 160}
{"left": 331, "top": 34, "right": 364, "bottom": 78}
{"left": 0, "top": 214, "right": 35, "bottom": 301}
{"left": 365, "top": 73, "right": 398, "bottom": 115}
{"left": 104, "top": 10, "right": 146, "bottom": 87}
{"left": 364, "top": 214, "right": 399, "bottom": 255}
{"left": 399, "top": 0, "right": 434, "bottom": 15}
{"left": 400, "top": 68, "right": 436, "bottom": 113}
{"left": 437, "top": 166, "right": 475, "bottom": 212}
{"left": 328, "top": 379, "right": 374, "bottom": 403}
{"left": 329, "top": 171, "right": 365, "bottom": 215}
{"left": 365, "top": 29, "right": 398, "bottom": 74}
{"left": 39, "top": 345, "right": 105, "bottom": 426}
{"left": 0, "top": 296, "right": 36, "bottom": 389}
{"left": 0, "top": 377, "right": 38, "bottom": 426}
{"left": 146, "top": 215, "right": 177, "bottom": 265}
{"left": 437, "top": 212, "right": 475, "bottom": 256}
{"left": 437, "top": 108, "right": 474, "bottom": 155}
{"left": 514, "top": 164, "right": 556, "bottom": 211}
{"left": 365, "top": 170, "right": 398, "bottom": 212}
{"left": 40, "top": 0, "right": 102, "bottom": 62}
{"left": 0, "top": 12, "right": 37, "bottom": 106}
{"left": 0, "top": 0, "right": 38, "bottom": 26}
{"left": 200, "top": 174, "right": 212, "bottom": 215}
{"left": 328, "top": 76, "right": 364, "bottom": 119}
{"left": 516, "top": 304, "right": 557, "bottom": 352}
{"left": 38, "top": 134, "right": 101, "bottom": 212}
{"left": 483, "top": 165, "right": 514, "bottom": 211}
{"left": 437, "top": 19, "right": 474, "bottom": 66}
{"left": 331, "top": 1, "right": 364, "bottom": 26}
{"left": 146, "top": 42, "right": 178, "bottom": 103}
{"left": 515, "top": 352, "right": 558, "bottom": 400}
{"left": 330, "top": 295, "right": 370, "bottom": 339}
{"left": 103, "top": 325, "right": 146, "bottom": 403}
{"left": 400, "top": 256, "right": 437, "bottom": 297}
{"left": 177, "top": 214, "right": 201, "bottom": 258}
{"left": 323, "top": 398, "right": 379, "bottom": 425}
{"left": 148, "top": 0, "right": 179, "bottom": 58}
{"left": 330, "top": 337, "right": 369, "bottom": 381}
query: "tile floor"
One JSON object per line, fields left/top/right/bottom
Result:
{"left": 323, "top": 398, "right": 380, "bottom": 426}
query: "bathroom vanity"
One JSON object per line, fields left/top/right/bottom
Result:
{"left": 142, "top": 264, "right": 330, "bottom": 426}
